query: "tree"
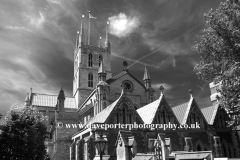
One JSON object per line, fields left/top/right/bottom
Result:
{"left": 0, "top": 113, "right": 2, "bottom": 119}
{"left": 193, "top": 0, "right": 240, "bottom": 129}
{"left": 0, "top": 106, "right": 49, "bottom": 160}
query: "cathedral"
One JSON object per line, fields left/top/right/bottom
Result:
{"left": 23, "top": 17, "right": 240, "bottom": 160}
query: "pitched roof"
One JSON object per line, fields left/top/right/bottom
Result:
{"left": 106, "top": 71, "right": 128, "bottom": 83}
{"left": 106, "top": 71, "right": 146, "bottom": 89}
{"left": 79, "top": 103, "right": 94, "bottom": 115}
{"left": 137, "top": 94, "right": 163, "bottom": 124}
{"left": 31, "top": 93, "right": 77, "bottom": 108}
{"left": 200, "top": 103, "right": 219, "bottom": 125}
{"left": 132, "top": 154, "right": 154, "bottom": 160}
{"left": 87, "top": 91, "right": 123, "bottom": 124}
{"left": 171, "top": 98, "right": 193, "bottom": 125}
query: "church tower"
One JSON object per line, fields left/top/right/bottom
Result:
{"left": 73, "top": 17, "right": 112, "bottom": 108}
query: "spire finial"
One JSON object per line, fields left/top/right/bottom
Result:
{"left": 76, "top": 31, "right": 80, "bottom": 48}
{"left": 143, "top": 65, "right": 151, "bottom": 81}
{"left": 106, "top": 21, "right": 109, "bottom": 42}
{"left": 58, "top": 84, "right": 65, "bottom": 100}
{"left": 98, "top": 59, "right": 106, "bottom": 74}
{"left": 80, "top": 15, "right": 85, "bottom": 43}
{"left": 123, "top": 61, "right": 128, "bottom": 71}
{"left": 121, "top": 83, "right": 126, "bottom": 95}
{"left": 189, "top": 89, "right": 193, "bottom": 98}
{"left": 25, "top": 93, "right": 29, "bottom": 102}
{"left": 159, "top": 85, "right": 164, "bottom": 95}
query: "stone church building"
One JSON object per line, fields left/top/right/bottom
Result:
{"left": 23, "top": 18, "right": 240, "bottom": 160}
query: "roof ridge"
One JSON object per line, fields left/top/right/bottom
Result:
{"left": 87, "top": 91, "right": 124, "bottom": 124}
{"left": 32, "top": 93, "right": 74, "bottom": 98}
{"left": 137, "top": 96, "right": 163, "bottom": 124}
{"left": 172, "top": 101, "right": 189, "bottom": 108}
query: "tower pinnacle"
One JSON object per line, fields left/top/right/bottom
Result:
{"left": 143, "top": 65, "right": 151, "bottom": 81}
{"left": 143, "top": 65, "right": 151, "bottom": 88}
{"left": 79, "top": 15, "right": 85, "bottom": 44}
{"left": 105, "top": 21, "right": 111, "bottom": 52}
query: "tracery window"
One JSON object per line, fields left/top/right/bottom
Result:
{"left": 103, "top": 102, "right": 106, "bottom": 109}
{"left": 99, "top": 55, "right": 102, "bottom": 66}
{"left": 88, "top": 73, "right": 93, "bottom": 87}
{"left": 103, "top": 93, "right": 106, "bottom": 100}
{"left": 88, "top": 53, "right": 93, "bottom": 67}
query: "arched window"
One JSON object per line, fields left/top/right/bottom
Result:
{"left": 88, "top": 54, "right": 93, "bottom": 67}
{"left": 88, "top": 73, "right": 93, "bottom": 87}
{"left": 99, "top": 55, "right": 102, "bottom": 66}
{"left": 151, "top": 96, "right": 154, "bottom": 102}
{"left": 197, "top": 145, "right": 202, "bottom": 151}
{"left": 129, "top": 113, "right": 132, "bottom": 124}
{"left": 103, "top": 93, "right": 106, "bottom": 100}
{"left": 196, "top": 141, "right": 204, "bottom": 151}
{"left": 163, "top": 110, "right": 166, "bottom": 124}
{"left": 98, "top": 102, "right": 101, "bottom": 112}
{"left": 158, "top": 114, "right": 161, "bottom": 124}
{"left": 103, "top": 102, "right": 106, "bottom": 109}
{"left": 193, "top": 113, "right": 196, "bottom": 124}
{"left": 123, "top": 107, "right": 126, "bottom": 124}
{"left": 116, "top": 112, "right": 119, "bottom": 124}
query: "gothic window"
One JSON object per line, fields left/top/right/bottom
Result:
{"left": 88, "top": 73, "right": 93, "bottom": 87}
{"left": 129, "top": 113, "right": 132, "bottom": 124}
{"left": 158, "top": 114, "right": 161, "bottom": 124}
{"left": 95, "top": 103, "right": 98, "bottom": 115}
{"left": 116, "top": 112, "right": 119, "bottom": 124}
{"left": 123, "top": 107, "right": 126, "bottom": 124}
{"left": 122, "top": 81, "right": 133, "bottom": 91}
{"left": 103, "top": 93, "right": 106, "bottom": 100}
{"left": 88, "top": 53, "right": 93, "bottom": 67}
{"left": 168, "top": 115, "right": 171, "bottom": 123}
{"left": 193, "top": 114, "right": 196, "bottom": 124}
{"left": 163, "top": 110, "right": 166, "bottom": 124}
{"left": 197, "top": 145, "right": 202, "bottom": 151}
{"left": 98, "top": 102, "right": 101, "bottom": 112}
{"left": 103, "top": 102, "right": 106, "bottom": 109}
{"left": 151, "top": 96, "right": 154, "bottom": 102}
{"left": 99, "top": 55, "right": 102, "bottom": 66}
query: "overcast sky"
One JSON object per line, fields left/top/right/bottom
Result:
{"left": 0, "top": 0, "right": 224, "bottom": 119}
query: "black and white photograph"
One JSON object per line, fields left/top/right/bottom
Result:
{"left": 0, "top": 0, "right": 240, "bottom": 160}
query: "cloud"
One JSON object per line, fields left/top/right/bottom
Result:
{"left": 108, "top": 13, "right": 140, "bottom": 38}
{"left": 5, "top": 26, "right": 33, "bottom": 32}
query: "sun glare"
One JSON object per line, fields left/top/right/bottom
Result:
{"left": 114, "top": 19, "right": 127, "bottom": 31}
{"left": 108, "top": 13, "right": 140, "bottom": 37}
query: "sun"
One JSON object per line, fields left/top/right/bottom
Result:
{"left": 114, "top": 19, "right": 127, "bottom": 32}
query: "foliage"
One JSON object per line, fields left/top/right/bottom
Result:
{"left": 193, "top": 0, "right": 240, "bottom": 128}
{"left": 0, "top": 113, "right": 2, "bottom": 119}
{"left": 0, "top": 106, "right": 49, "bottom": 160}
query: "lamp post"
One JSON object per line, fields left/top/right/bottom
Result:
{"left": 94, "top": 132, "right": 108, "bottom": 160}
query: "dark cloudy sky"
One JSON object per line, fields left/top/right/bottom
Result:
{"left": 0, "top": 0, "right": 224, "bottom": 119}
